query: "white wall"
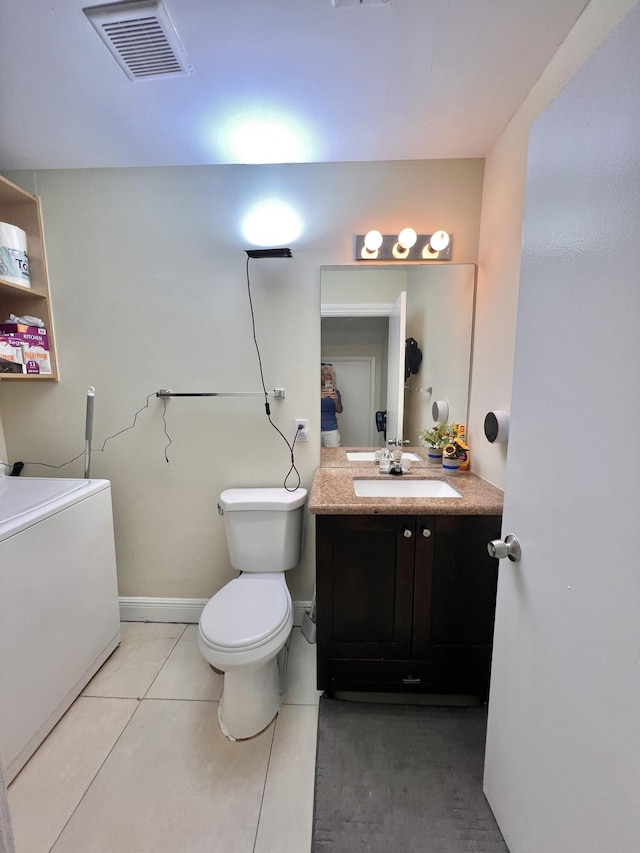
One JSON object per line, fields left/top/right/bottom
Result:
{"left": 320, "top": 267, "right": 407, "bottom": 306}
{"left": 469, "top": 0, "right": 639, "bottom": 489}
{"left": 0, "top": 160, "right": 483, "bottom": 603}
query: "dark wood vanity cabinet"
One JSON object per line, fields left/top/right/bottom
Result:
{"left": 316, "top": 514, "right": 502, "bottom": 697}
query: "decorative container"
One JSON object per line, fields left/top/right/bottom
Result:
{"left": 442, "top": 455, "right": 462, "bottom": 474}
{"left": 426, "top": 446, "right": 443, "bottom": 464}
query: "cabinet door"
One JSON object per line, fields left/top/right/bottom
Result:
{"left": 414, "top": 514, "right": 501, "bottom": 660}
{"left": 316, "top": 515, "right": 415, "bottom": 660}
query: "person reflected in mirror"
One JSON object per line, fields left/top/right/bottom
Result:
{"left": 321, "top": 363, "right": 344, "bottom": 447}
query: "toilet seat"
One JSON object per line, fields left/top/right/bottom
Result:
{"left": 199, "top": 577, "right": 290, "bottom": 653}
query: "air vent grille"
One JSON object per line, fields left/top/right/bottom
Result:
{"left": 84, "top": 1, "right": 192, "bottom": 80}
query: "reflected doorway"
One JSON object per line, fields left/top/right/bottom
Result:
{"left": 320, "top": 356, "right": 376, "bottom": 446}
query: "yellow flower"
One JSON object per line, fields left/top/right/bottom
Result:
{"left": 443, "top": 443, "right": 457, "bottom": 457}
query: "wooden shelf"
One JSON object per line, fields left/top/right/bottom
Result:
{"left": 0, "top": 175, "right": 58, "bottom": 381}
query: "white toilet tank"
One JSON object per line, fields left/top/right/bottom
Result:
{"left": 219, "top": 487, "right": 307, "bottom": 572}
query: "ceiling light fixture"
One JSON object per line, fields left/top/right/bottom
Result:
{"left": 355, "top": 230, "right": 452, "bottom": 261}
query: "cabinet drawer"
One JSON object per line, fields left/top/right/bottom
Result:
{"left": 319, "top": 658, "right": 492, "bottom": 697}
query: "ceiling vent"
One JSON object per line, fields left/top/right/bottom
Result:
{"left": 83, "top": 0, "right": 192, "bottom": 80}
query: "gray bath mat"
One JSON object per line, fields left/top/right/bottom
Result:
{"left": 313, "top": 695, "right": 508, "bottom": 853}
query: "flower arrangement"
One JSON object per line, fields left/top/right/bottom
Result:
{"left": 420, "top": 422, "right": 469, "bottom": 458}
{"left": 419, "top": 421, "right": 451, "bottom": 449}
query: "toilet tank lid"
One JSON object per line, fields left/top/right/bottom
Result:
{"left": 219, "top": 487, "right": 307, "bottom": 512}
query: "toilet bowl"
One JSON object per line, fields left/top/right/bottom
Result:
{"left": 198, "top": 573, "right": 293, "bottom": 739}
{"left": 197, "top": 487, "right": 307, "bottom": 740}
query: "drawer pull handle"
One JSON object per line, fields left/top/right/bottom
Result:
{"left": 403, "top": 528, "right": 413, "bottom": 538}
{"left": 421, "top": 528, "right": 431, "bottom": 538}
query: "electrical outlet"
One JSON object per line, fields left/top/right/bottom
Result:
{"left": 295, "top": 419, "right": 309, "bottom": 441}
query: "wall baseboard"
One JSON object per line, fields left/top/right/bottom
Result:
{"left": 119, "top": 597, "right": 312, "bottom": 627}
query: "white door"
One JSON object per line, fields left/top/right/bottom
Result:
{"left": 323, "top": 357, "right": 375, "bottom": 446}
{"left": 484, "top": 9, "right": 640, "bottom": 853}
{"left": 385, "top": 291, "right": 406, "bottom": 444}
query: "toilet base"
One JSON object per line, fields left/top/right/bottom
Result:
{"left": 218, "top": 646, "right": 288, "bottom": 740}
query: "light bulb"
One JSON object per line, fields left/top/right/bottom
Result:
{"left": 429, "top": 230, "right": 450, "bottom": 252}
{"left": 397, "top": 228, "right": 417, "bottom": 250}
{"left": 363, "top": 230, "right": 383, "bottom": 252}
{"left": 392, "top": 241, "right": 410, "bottom": 259}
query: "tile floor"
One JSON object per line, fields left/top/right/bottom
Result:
{"left": 7, "top": 622, "right": 322, "bottom": 853}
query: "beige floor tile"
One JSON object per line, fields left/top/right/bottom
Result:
{"left": 7, "top": 622, "right": 322, "bottom": 853}
{"left": 283, "top": 628, "right": 322, "bottom": 706}
{"left": 8, "top": 697, "right": 138, "bottom": 853}
{"left": 254, "top": 704, "right": 319, "bottom": 853}
{"left": 146, "top": 625, "right": 223, "bottom": 701}
{"left": 82, "top": 622, "right": 187, "bottom": 699}
{"left": 51, "top": 698, "right": 274, "bottom": 853}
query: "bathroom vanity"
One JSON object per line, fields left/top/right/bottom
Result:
{"left": 309, "top": 449, "right": 503, "bottom": 698}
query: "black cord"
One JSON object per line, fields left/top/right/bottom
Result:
{"left": 9, "top": 449, "right": 86, "bottom": 471}
{"left": 95, "top": 392, "right": 173, "bottom": 463}
{"left": 12, "top": 391, "right": 172, "bottom": 470}
{"left": 95, "top": 392, "right": 156, "bottom": 453}
{"left": 246, "top": 257, "right": 301, "bottom": 491}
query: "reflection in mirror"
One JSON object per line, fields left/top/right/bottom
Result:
{"left": 320, "top": 265, "right": 475, "bottom": 448}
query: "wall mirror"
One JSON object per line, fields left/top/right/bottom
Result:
{"left": 320, "top": 264, "right": 476, "bottom": 448}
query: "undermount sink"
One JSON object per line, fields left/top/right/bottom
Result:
{"left": 353, "top": 479, "right": 462, "bottom": 498}
{"left": 346, "top": 451, "right": 421, "bottom": 462}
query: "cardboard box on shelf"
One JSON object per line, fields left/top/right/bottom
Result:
{"left": 0, "top": 324, "right": 51, "bottom": 374}
{"left": 0, "top": 336, "right": 25, "bottom": 373}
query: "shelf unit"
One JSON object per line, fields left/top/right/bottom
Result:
{"left": 0, "top": 175, "right": 58, "bottom": 381}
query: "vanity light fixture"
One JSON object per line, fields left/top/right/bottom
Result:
{"left": 355, "top": 230, "right": 452, "bottom": 261}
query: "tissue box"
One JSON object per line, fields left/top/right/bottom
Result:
{"left": 0, "top": 324, "right": 51, "bottom": 374}
{"left": 0, "top": 336, "right": 24, "bottom": 373}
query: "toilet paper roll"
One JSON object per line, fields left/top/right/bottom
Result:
{"left": 0, "top": 222, "right": 30, "bottom": 286}
{"left": 432, "top": 400, "right": 449, "bottom": 423}
{"left": 484, "top": 410, "right": 510, "bottom": 444}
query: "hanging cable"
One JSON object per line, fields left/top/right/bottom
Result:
{"left": 8, "top": 391, "right": 172, "bottom": 471}
{"left": 246, "top": 256, "right": 301, "bottom": 491}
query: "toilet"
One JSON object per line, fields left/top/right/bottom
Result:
{"left": 197, "top": 487, "right": 307, "bottom": 740}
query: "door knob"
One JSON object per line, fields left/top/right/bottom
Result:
{"left": 421, "top": 528, "right": 431, "bottom": 538}
{"left": 403, "top": 529, "right": 413, "bottom": 538}
{"left": 487, "top": 534, "right": 522, "bottom": 562}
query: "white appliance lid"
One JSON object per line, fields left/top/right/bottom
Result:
{"left": 219, "top": 487, "right": 307, "bottom": 512}
{"left": 0, "top": 477, "right": 111, "bottom": 542}
{"left": 200, "top": 578, "right": 290, "bottom": 648}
